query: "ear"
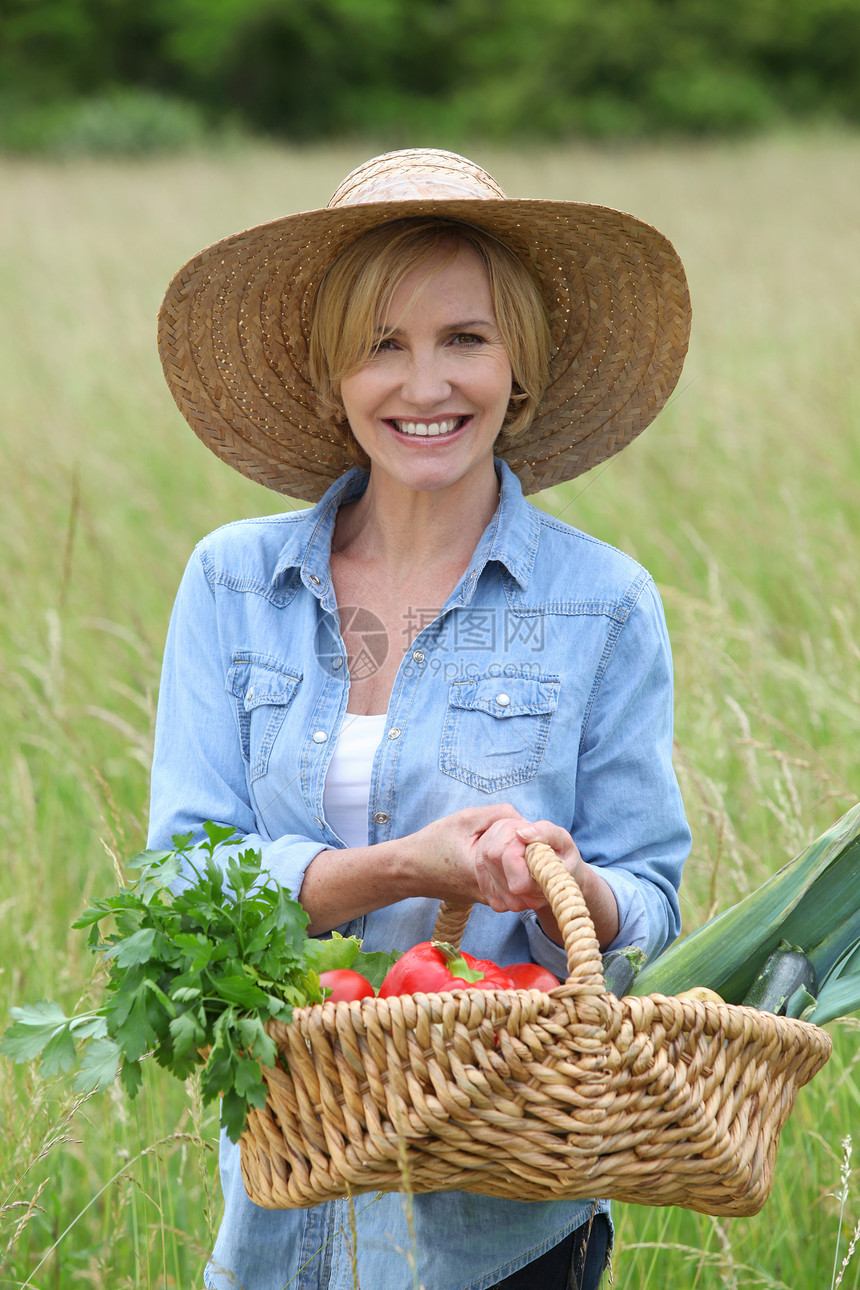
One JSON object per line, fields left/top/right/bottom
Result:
{"left": 503, "top": 382, "right": 526, "bottom": 421}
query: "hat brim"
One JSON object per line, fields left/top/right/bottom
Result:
{"left": 158, "top": 196, "right": 691, "bottom": 501}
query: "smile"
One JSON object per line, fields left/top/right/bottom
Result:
{"left": 389, "top": 417, "right": 467, "bottom": 437}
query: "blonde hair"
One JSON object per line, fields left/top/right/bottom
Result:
{"left": 308, "top": 218, "right": 552, "bottom": 469}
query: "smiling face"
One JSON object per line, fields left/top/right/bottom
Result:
{"left": 338, "top": 244, "right": 513, "bottom": 497}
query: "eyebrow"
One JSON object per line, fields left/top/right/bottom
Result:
{"left": 376, "top": 318, "right": 497, "bottom": 336}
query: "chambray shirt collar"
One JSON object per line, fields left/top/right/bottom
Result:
{"left": 460, "top": 458, "right": 538, "bottom": 602}
{"left": 270, "top": 459, "right": 538, "bottom": 607}
{"left": 270, "top": 469, "right": 368, "bottom": 611}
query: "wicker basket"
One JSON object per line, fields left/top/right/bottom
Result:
{"left": 239, "top": 842, "right": 832, "bottom": 1216}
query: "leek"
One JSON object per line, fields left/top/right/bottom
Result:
{"left": 630, "top": 801, "right": 860, "bottom": 1007}
{"left": 805, "top": 974, "right": 860, "bottom": 1026}
{"left": 805, "top": 939, "right": 860, "bottom": 1025}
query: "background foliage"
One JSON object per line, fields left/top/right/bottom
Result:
{"left": 3, "top": 0, "right": 860, "bottom": 152}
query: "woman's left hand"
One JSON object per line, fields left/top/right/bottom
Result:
{"left": 474, "top": 817, "right": 620, "bottom": 949}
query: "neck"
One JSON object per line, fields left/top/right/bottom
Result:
{"left": 333, "top": 461, "right": 500, "bottom": 582}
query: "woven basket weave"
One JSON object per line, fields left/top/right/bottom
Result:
{"left": 239, "top": 843, "right": 831, "bottom": 1217}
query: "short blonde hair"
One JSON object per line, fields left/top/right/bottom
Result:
{"left": 308, "top": 218, "right": 552, "bottom": 469}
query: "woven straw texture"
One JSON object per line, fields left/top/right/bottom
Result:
{"left": 158, "top": 149, "right": 691, "bottom": 501}
{"left": 238, "top": 843, "right": 831, "bottom": 1216}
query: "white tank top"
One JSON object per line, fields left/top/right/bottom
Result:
{"left": 322, "top": 713, "right": 387, "bottom": 848}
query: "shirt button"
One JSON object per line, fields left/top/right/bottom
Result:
{"left": 309, "top": 573, "right": 321, "bottom": 585}
{"left": 313, "top": 816, "right": 323, "bottom": 828}
{"left": 246, "top": 687, "right": 255, "bottom": 701}
{"left": 412, "top": 650, "right": 425, "bottom": 664}
{"left": 332, "top": 656, "right": 343, "bottom": 670}
{"left": 495, "top": 693, "right": 511, "bottom": 707}
{"left": 312, "top": 730, "right": 327, "bottom": 743}
{"left": 374, "top": 811, "right": 389, "bottom": 824}
{"left": 387, "top": 727, "right": 401, "bottom": 739}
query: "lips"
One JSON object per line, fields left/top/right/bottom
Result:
{"left": 389, "top": 416, "right": 467, "bottom": 437}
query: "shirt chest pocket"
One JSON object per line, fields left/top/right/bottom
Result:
{"left": 440, "top": 673, "right": 560, "bottom": 794}
{"left": 227, "top": 654, "right": 302, "bottom": 782}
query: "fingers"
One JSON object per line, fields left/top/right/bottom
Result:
{"left": 465, "top": 815, "right": 596, "bottom": 948}
{"left": 515, "top": 820, "right": 583, "bottom": 868}
{"left": 474, "top": 815, "right": 547, "bottom": 913}
{"left": 515, "top": 818, "right": 567, "bottom": 848}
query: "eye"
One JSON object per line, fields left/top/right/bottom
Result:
{"left": 371, "top": 334, "right": 398, "bottom": 354}
{"left": 451, "top": 332, "right": 484, "bottom": 346}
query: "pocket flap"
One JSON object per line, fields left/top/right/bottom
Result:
{"left": 228, "top": 655, "right": 302, "bottom": 711}
{"left": 448, "top": 674, "right": 559, "bottom": 718}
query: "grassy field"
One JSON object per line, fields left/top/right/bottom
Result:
{"left": 1, "top": 132, "right": 859, "bottom": 1287}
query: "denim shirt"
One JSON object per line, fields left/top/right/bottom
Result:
{"left": 148, "top": 460, "right": 691, "bottom": 1290}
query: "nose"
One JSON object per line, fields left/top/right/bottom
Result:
{"left": 399, "top": 349, "right": 453, "bottom": 408}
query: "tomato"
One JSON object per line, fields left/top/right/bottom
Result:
{"left": 319, "top": 969, "right": 376, "bottom": 1002}
{"left": 505, "top": 961, "right": 561, "bottom": 991}
{"left": 378, "top": 941, "right": 515, "bottom": 998}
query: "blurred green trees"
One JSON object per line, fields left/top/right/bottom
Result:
{"left": 2, "top": 0, "right": 859, "bottom": 149}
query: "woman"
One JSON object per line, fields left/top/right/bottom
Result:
{"left": 153, "top": 148, "right": 692, "bottom": 1290}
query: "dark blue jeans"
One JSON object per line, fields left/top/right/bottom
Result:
{"left": 490, "top": 1213, "right": 610, "bottom": 1290}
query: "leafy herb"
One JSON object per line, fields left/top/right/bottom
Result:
{"left": 0, "top": 823, "right": 326, "bottom": 1142}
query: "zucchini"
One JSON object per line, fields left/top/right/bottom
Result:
{"left": 602, "top": 946, "right": 646, "bottom": 998}
{"left": 742, "top": 940, "right": 818, "bottom": 1014}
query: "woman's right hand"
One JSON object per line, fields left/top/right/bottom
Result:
{"left": 405, "top": 803, "right": 530, "bottom": 906}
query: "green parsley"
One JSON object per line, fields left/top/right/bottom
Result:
{"left": 1, "top": 823, "right": 328, "bottom": 1143}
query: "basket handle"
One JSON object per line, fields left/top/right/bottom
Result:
{"left": 432, "top": 841, "right": 607, "bottom": 993}
{"left": 431, "top": 899, "right": 472, "bottom": 947}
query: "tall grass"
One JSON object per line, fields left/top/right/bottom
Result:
{"left": 1, "top": 132, "right": 858, "bottom": 1286}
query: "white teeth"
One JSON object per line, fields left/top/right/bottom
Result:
{"left": 395, "top": 418, "right": 460, "bottom": 437}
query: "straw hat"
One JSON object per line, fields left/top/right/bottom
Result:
{"left": 158, "top": 148, "right": 691, "bottom": 501}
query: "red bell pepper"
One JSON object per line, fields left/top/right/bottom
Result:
{"left": 378, "top": 941, "right": 515, "bottom": 998}
{"left": 505, "top": 961, "right": 561, "bottom": 991}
